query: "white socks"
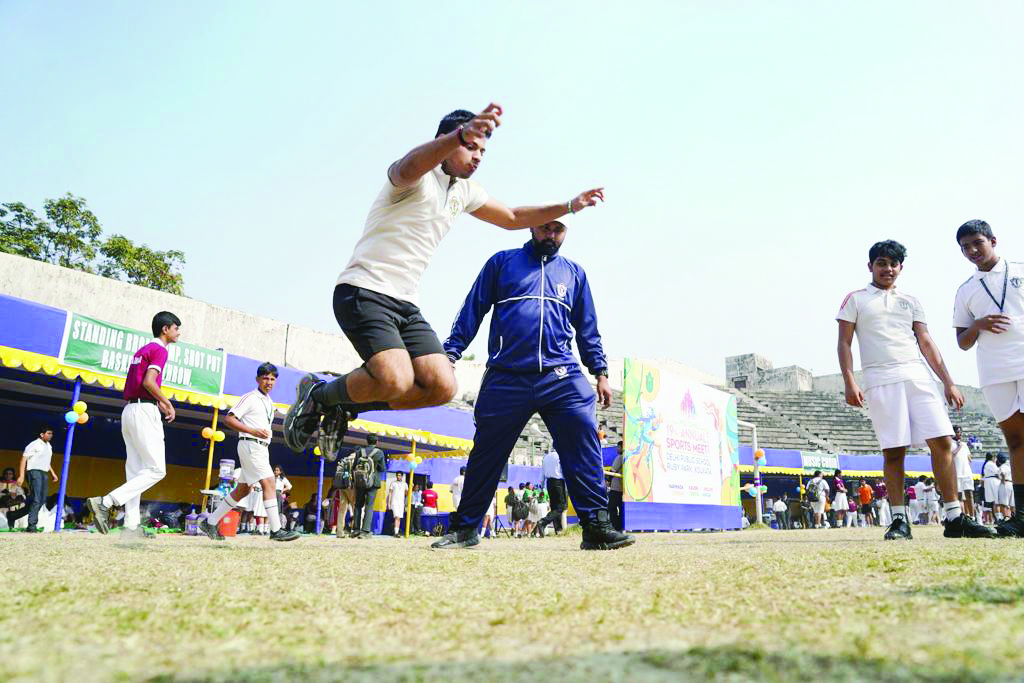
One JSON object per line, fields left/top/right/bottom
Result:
{"left": 206, "top": 496, "right": 238, "bottom": 527}
{"left": 943, "top": 502, "right": 962, "bottom": 522}
{"left": 264, "top": 500, "right": 281, "bottom": 533}
{"left": 891, "top": 505, "right": 907, "bottom": 520}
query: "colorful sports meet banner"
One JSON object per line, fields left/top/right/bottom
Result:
{"left": 59, "top": 312, "right": 226, "bottom": 396}
{"left": 623, "top": 359, "right": 740, "bottom": 527}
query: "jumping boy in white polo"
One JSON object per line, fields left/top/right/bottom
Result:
{"left": 200, "top": 362, "right": 299, "bottom": 542}
{"left": 953, "top": 220, "right": 1024, "bottom": 537}
{"left": 837, "top": 240, "right": 994, "bottom": 539}
{"left": 87, "top": 311, "right": 180, "bottom": 536}
{"left": 282, "top": 103, "right": 605, "bottom": 457}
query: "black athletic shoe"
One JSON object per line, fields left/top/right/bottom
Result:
{"left": 316, "top": 407, "right": 351, "bottom": 462}
{"left": 996, "top": 516, "right": 1024, "bottom": 538}
{"left": 283, "top": 373, "right": 324, "bottom": 453}
{"left": 884, "top": 515, "right": 913, "bottom": 540}
{"left": 580, "top": 510, "right": 635, "bottom": 550}
{"left": 86, "top": 496, "right": 111, "bottom": 534}
{"left": 943, "top": 513, "right": 997, "bottom": 538}
{"left": 431, "top": 529, "right": 480, "bottom": 549}
{"left": 198, "top": 517, "right": 224, "bottom": 540}
{"left": 270, "top": 528, "right": 300, "bottom": 542}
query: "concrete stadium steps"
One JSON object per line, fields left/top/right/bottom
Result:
{"left": 731, "top": 390, "right": 828, "bottom": 452}
{"left": 743, "top": 389, "right": 887, "bottom": 454}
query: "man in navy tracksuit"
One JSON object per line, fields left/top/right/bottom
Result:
{"left": 432, "top": 220, "right": 635, "bottom": 550}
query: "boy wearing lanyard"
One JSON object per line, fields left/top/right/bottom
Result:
{"left": 954, "top": 219, "right": 1024, "bottom": 536}
{"left": 838, "top": 240, "right": 994, "bottom": 539}
{"left": 200, "top": 362, "right": 299, "bottom": 542}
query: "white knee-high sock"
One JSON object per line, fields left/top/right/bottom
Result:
{"left": 207, "top": 496, "right": 238, "bottom": 526}
{"left": 264, "top": 500, "right": 282, "bottom": 533}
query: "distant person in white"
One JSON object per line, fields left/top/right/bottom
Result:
{"left": 387, "top": 472, "right": 409, "bottom": 536}
{"left": 982, "top": 453, "right": 1000, "bottom": 523}
{"left": 7, "top": 425, "right": 58, "bottom": 531}
{"left": 951, "top": 426, "right": 977, "bottom": 519}
{"left": 201, "top": 363, "right": 298, "bottom": 542}
{"left": 953, "top": 220, "right": 1024, "bottom": 537}
{"left": 539, "top": 449, "right": 569, "bottom": 534}
{"left": 809, "top": 471, "right": 829, "bottom": 528}
{"left": 837, "top": 239, "right": 992, "bottom": 540}
{"left": 450, "top": 467, "right": 466, "bottom": 510}
{"left": 997, "top": 455, "right": 1014, "bottom": 519}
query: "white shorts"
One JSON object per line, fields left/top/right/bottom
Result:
{"left": 957, "top": 477, "right": 974, "bottom": 493}
{"left": 928, "top": 500, "right": 940, "bottom": 513}
{"left": 237, "top": 439, "right": 274, "bottom": 485}
{"left": 982, "top": 379, "right": 1024, "bottom": 423}
{"left": 812, "top": 500, "right": 826, "bottom": 515}
{"left": 865, "top": 379, "right": 953, "bottom": 450}
{"left": 833, "top": 493, "right": 848, "bottom": 511}
{"left": 998, "top": 484, "right": 1015, "bottom": 507}
{"left": 984, "top": 478, "right": 1001, "bottom": 503}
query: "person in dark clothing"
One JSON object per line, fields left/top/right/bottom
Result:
{"left": 350, "top": 435, "right": 388, "bottom": 537}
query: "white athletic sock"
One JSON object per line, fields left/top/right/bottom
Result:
{"left": 891, "top": 505, "right": 907, "bottom": 520}
{"left": 206, "top": 496, "right": 237, "bottom": 527}
{"left": 943, "top": 502, "right": 962, "bottom": 522}
{"left": 264, "top": 501, "right": 281, "bottom": 533}
{"left": 101, "top": 495, "right": 115, "bottom": 508}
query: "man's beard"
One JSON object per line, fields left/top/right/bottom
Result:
{"left": 533, "top": 238, "right": 560, "bottom": 256}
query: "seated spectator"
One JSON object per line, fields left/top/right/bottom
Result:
{"left": 0, "top": 468, "right": 26, "bottom": 529}
{"left": 303, "top": 492, "right": 319, "bottom": 533}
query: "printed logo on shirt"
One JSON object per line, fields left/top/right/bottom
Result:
{"left": 898, "top": 299, "right": 912, "bottom": 310}
{"left": 448, "top": 198, "right": 463, "bottom": 218}
{"left": 1011, "top": 277, "right": 1022, "bottom": 289}
{"left": 554, "top": 366, "right": 568, "bottom": 378}
{"left": 556, "top": 283, "right": 568, "bottom": 300}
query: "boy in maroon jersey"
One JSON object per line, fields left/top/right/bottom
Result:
{"left": 87, "top": 311, "right": 180, "bottom": 535}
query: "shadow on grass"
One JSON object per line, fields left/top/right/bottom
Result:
{"left": 151, "top": 644, "right": 1007, "bottom": 683}
{"left": 910, "top": 580, "right": 1024, "bottom": 605}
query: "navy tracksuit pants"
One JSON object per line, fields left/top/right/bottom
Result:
{"left": 455, "top": 366, "right": 608, "bottom": 531}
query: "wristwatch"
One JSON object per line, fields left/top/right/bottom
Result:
{"left": 594, "top": 370, "right": 609, "bottom": 379}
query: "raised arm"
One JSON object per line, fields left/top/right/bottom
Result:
{"left": 470, "top": 188, "right": 605, "bottom": 230}
{"left": 443, "top": 255, "right": 501, "bottom": 363}
{"left": 388, "top": 104, "right": 502, "bottom": 188}
{"left": 914, "top": 322, "right": 964, "bottom": 409}
{"left": 837, "top": 321, "right": 863, "bottom": 408}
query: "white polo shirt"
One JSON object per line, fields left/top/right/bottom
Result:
{"left": 953, "top": 440, "right": 973, "bottom": 479}
{"left": 542, "top": 450, "right": 563, "bottom": 480}
{"left": 229, "top": 388, "right": 275, "bottom": 446}
{"left": 952, "top": 259, "right": 1024, "bottom": 387}
{"left": 23, "top": 438, "right": 52, "bottom": 472}
{"left": 836, "top": 283, "right": 932, "bottom": 389}
{"left": 337, "top": 166, "right": 489, "bottom": 305}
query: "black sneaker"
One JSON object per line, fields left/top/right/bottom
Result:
{"left": 198, "top": 517, "right": 224, "bottom": 540}
{"left": 86, "top": 496, "right": 111, "bottom": 534}
{"left": 580, "top": 510, "right": 635, "bottom": 550}
{"left": 944, "top": 513, "right": 997, "bottom": 538}
{"left": 996, "top": 516, "right": 1024, "bottom": 538}
{"left": 283, "top": 374, "right": 324, "bottom": 453}
{"left": 270, "top": 528, "right": 300, "bottom": 542}
{"left": 884, "top": 515, "right": 912, "bottom": 540}
{"left": 431, "top": 529, "right": 480, "bottom": 549}
{"left": 317, "top": 407, "right": 351, "bottom": 463}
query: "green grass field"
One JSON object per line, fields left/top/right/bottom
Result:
{"left": 4, "top": 526, "right": 1024, "bottom": 683}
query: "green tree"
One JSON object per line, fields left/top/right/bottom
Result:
{"left": 0, "top": 194, "right": 186, "bottom": 295}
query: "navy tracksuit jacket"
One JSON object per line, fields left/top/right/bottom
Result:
{"left": 444, "top": 241, "right": 609, "bottom": 529}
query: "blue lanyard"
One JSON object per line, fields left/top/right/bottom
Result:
{"left": 979, "top": 268, "right": 1008, "bottom": 313}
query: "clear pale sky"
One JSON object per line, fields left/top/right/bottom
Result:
{"left": 2, "top": 2, "right": 1021, "bottom": 388}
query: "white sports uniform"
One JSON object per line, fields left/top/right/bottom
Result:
{"left": 953, "top": 440, "right": 974, "bottom": 493}
{"left": 388, "top": 479, "right": 408, "bottom": 519}
{"left": 810, "top": 477, "right": 828, "bottom": 516}
{"left": 837, "top": 283, "right": 952, "bottom": 449}
{"left": 983, "top": 460, "right": 1001, "bottom": 506}
{"left": 998, "top": 462, "right": 1014, "bottom": 507}
{"left": 953, "top": 259, "right": 1024, "bottom": 422}
{"left": 229, "top": 389, "right": 277, "bottom": 485}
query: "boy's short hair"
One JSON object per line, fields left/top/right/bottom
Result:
{"left": 436, "top": 109, "right": 477, "bottom": 137}
{"left": 151, "top": 311, "right": 181, "bottom": 338}
{"left": 868, "top": 240, "right": 907, "bottom": 264}
{"left": 256, "top": 362, "right": 278, "bottom": 378}
{"left": 366, "top": 434, "right": 377, "bottom": 445}
{"left": 956, "top": 219, "right": 995, "bottom": 243}
{"left": 38, "top": 423, "right": 53, "bottom": 435}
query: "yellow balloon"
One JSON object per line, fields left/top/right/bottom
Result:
{"left": 201, "top": 427, "right": 213, "bottom": 439}
{"left": 76, "top": 413, "right": 89, "bottom": 425}
{"left": 213, "top": 430, "right": 226, "bottom": 442}
{"left": 314, "top": 446, "right": 322, "bottom": 456}
{"left": 415, "top": 456, "right": 422, "bottom": 465}
{"left": 73, "top": 401, "right": 88, "bottom": 415}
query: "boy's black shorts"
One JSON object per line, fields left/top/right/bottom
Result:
{"left": 333, "top": 284, "right": 445, "bottom": 362}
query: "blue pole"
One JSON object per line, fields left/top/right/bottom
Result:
{"left": 315, "top": 454, "right": 325, "bottom": 534}
{"left": 54, "top": 378, "right": 82, "bottom": 532}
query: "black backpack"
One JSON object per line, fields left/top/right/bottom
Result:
{"left": 332, "top": 455, "right": 354, "bottom": 490}
{"left": 805, "top": 480, "right": 821, "bottom": 503}
{"left": 353, "top": 447, "right": 379, "bottom": 490}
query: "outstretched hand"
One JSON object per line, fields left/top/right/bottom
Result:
{"left": 461, "top": 103, "right": 503, "bottom": 147}
{"left": 570, "top": 188, "right": 605, "bottom": 213}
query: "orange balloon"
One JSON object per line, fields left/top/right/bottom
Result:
{"left": 76, "top": 413, "right": 89, "bottom": 425}
{"left": 201, "top": 427, "right": 213, "bottom": 439}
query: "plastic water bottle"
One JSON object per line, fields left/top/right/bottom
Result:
{"left": 185, "top": 508, "right": 199, "bottom": 536}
